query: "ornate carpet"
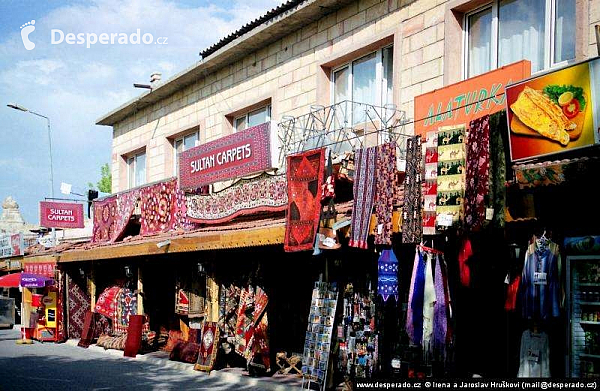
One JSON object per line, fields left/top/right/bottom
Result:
{"left": 284, "top": 148, "right": 325, "bottom": 252}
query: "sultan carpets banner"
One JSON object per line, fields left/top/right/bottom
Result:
{"left": 179, "top": 123, "right": 272, "bottom": 190}
{"left": 186, "top": 173, "right": 287, "bottom": 224}
{"left": 40, "top": 201, "right": 84, "bottom": 229}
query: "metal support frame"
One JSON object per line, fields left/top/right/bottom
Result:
{"left": 278, "top": 100, "right": 409, "bottom": 168}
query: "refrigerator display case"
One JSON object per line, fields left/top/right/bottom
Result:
{"left": 567, "top": 255, "right": 600, "bottom": 378}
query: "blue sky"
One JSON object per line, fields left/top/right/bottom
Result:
{"left": 0, "top": 0, "right": 280, "bottom": 224}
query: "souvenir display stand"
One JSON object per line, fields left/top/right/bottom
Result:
{"left": 301, "top": 281, "right": 338, "bottom": 391}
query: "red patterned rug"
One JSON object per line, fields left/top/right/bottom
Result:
{"left": 67, "top": 274, "right": 90, "bottom": 339}
{"left": 284, "top": 148, "right": 325, "bottom": 252}
{"left": 140, "top": 179, "right": 177, "bottom": 235}
{"left": 194, "top": 321, "right": 220, "bottom": 372}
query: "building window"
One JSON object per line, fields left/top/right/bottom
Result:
{"left": 173, "top": 131, "right": 199, "bottom": 176}
{"left": 464, "top": 0, "right": 575, "bottom": 78}
{"left": 234, "top": 105, "right": 271, "bottom": 132}
{"left": 332, "top": 45, "right": 394, "bottom": 124}
{"left": 127, "top": 151, "right": 146, "bottom": 189}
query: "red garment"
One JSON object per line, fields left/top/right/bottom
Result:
{"left": 505, "top": 275, "right": 521, "bottom": 312}
{"left": 459, "top": 238, "right": 473, "bottom": 287}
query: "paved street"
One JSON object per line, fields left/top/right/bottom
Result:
{"left": 0, "top": 328, "right": 302, "bottom": 391}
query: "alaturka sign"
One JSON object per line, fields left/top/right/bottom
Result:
{"left": 179, "top": 122, "right": 278, "bottom": 190}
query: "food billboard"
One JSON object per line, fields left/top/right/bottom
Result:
{"left": 506, "top": 58, "right": 600, "bottom": 161}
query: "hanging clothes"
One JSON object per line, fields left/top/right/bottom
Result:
{"left": 402, "top": 136, "right": 423, "bottom": 243}
{"left": 505, "top": 275, "right": 521, "bottom": 312}
{"left": 464, "top": 115, "right": 490, "bottom": 231}
{"left": 436, "top": 125, "right": 466, "bottom": 226}
{"left": 377, "top": 249, "right": 399, "bottom": 302}
{"left": 422, "top": 252, "right": 436, "bottom": 349}
{"left": 520, "top": 236, "right": 561, "bottom": 320}
{"left": 406, "top": 246, "right": 452, "bottom": 351}
{"left": 458, "top": 238, "right": 473, "bottom": 287}
{"left": 406, "top": 250, "right": 425, "bottom": 345}
{"left": 432, "top": 253, "right": 448, "bottom": 355}
{"left": 423, "top": 130, "right": 439, "bottom": 235}
{"left": 488, "top": 111, "right": 508, "bottom": 229}
{"left": 517, "top": 329, "right": 550, "bottom": 377}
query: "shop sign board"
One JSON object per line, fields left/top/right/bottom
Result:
{"left": 179, "top": 122, "right": 274, "bottom": 190}
{"left": 0, "top": 233, "right": 23, "bottom": 258}
{"left": 414, "top": 60, "right": 531, "bottom": 136}
{"left": 24, "top": 262, "right": 56, "bottom": 278}
{"left": 506, "top": 58, "right": 600, "bottom": 161}
{"left": 40, "top": 201, "right": 84, "bottom": 228}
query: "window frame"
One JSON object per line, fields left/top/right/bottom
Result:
{"left": 172, "top": 130, "right": 200, "bottom": 176}
{"left": 127, "top": 151, "right": 146, "bottom": 189}
{"left": 330, "top": 44, "right": 393, "bottom": 108}
{"left": 234, "top": 105, "right": 271, "bottom": 132}
{"left": 462, "top": 0, "right": 574, "bottom": 79}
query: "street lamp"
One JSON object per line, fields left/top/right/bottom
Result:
{"left": 7, "top": 103, "right": 56, "bottom": 246}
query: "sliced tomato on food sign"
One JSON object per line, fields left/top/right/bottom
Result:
{"left": 562, "top": 99, "right": 580, "bottom": 119}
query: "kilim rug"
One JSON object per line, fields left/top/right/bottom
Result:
{"left": 234, "top": 287, "right": 255, "bottom": 355}
{"left": 194, "top": 321, "right": 220, "bottom": 372}
{"left": 402, "top": 136, "right": 423, "bottom": 243}
{"left": 186, "top": 173, "right": 288, "bottom": 224}
{"left": 94, "top": 286, "right": 120, "bottom": 319}
{"left": 77, "top": 311, "right": 95, "bottom": 348}
{"left": 140, "top": 179, "right": 178, "bottom": 235}
{"left": 92, "top": 196, "right": 118, "bottom": 243}
{"left": 374, "top": 142, "right": 397, "bottom": 245}
{"left": 67, "top": 274, "right": 90, "bottom": 339}
{"left": 349, "top": 146, "right": 377, "bottom": 249}
{"left": 284, "top": 148, "right": 325, "bottom": 252}
{"left": 124, "top": 314, "right": 144, "bottom": 357}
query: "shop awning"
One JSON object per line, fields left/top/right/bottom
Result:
{"left": 56, "top": 219, "right": 286, "bottom": 263}
{"left": 0, "top": 272, "right": 54, "bottom": 288}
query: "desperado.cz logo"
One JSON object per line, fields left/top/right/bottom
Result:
{"left": 51, "top": 29, "right": 168, "bottom": 48}
{"left": 19, "top": 20, "right": 167, "bottom": 50}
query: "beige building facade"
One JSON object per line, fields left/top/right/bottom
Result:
{"left": 97, "top": 0, "right": 600, "bottom": 193}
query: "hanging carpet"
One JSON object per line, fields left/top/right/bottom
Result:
{"left": 284, "top": 148, "right": 325, "bottom": 252}
{"left": 67, "top": 274, "right": 90, "bottom": 339}
{"left": 349, "top": 146, "right": 377, "bottom": 249}
{"left": 194, "top": 321, "right": 221, "bottom": 372}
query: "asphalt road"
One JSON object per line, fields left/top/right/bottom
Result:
{"left": 0, "top": 328, "right": 302, "bottom": 391}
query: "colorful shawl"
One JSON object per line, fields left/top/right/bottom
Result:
{"left": 67, "top": 274, "right": 90, "bottom": 339}
{"left": 186, "top": 173, "right": 287, "bottom": 224}
{"left": 406, "top": 249, "right": 425, "bottom": 345}
{"left": 194, "top": 321, "right": 220, "bottom": 372}
{"left": 488, "top": 111, "right": 507, "bottom": 228}
{"left": 374, "top": 142, "right": 397, "bottom": 245}
{"left": 436, "top": 125, "right": 466, "bottom": 226}
{"left": 235, "top": 286, "right": 255, "bottom": 355}
{"left": 349, "top": 146, "right": 377, "bottom": 249}
{"left": 432, "top": 252, "right": 448, "bottom": 355}
{"left": 422, "top": 252, "right": 436, "bottom": 348}
{"left": 284, "top": 149, "right": 325, "bottom": 252}
{"left": 464, "top": 115, "right": 490, "bottom": 231}
{"left": 402, "top": 136, "right": 423, "bottom": 243}
{"left": 377, "top": 249, "right": 399, "bottom": 302}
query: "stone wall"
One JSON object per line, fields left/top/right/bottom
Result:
{"left": 109, "top": 0, "right": 597, "bottom": 192}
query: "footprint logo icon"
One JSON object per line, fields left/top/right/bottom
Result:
{"left": 20, "top": 20, "right": 36, "bottom": 51}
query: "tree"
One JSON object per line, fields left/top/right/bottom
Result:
{"left": 88, "top": 163, "right": 112, "bottom": 193}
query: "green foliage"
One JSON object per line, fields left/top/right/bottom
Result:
{"left": 543, "top": 84, "right": 586, "bottom": 110}
{"left": 95, "top": 163, "right": 112, "bottom": 193}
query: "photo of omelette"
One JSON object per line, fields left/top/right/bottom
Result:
{"left": 510, "top": 86, "right": 583, "bottom": 146}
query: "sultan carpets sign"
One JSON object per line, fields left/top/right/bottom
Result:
{"left": 40, "top": 201, "right": 84, "bottom": 228}
{"left": 179, "top": 122, "right": 273, "bottom": 190}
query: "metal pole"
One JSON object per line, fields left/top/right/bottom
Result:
{"left": 29, "top": 111, "right": 55, "bottom": 246}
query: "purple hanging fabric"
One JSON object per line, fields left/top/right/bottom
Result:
{"left": 377, "top": 249, "right": 399, "bottom": 302}
{"left": 432, "top": 253, "right": 448, "bottom": 354}
{"left": 406, "top": 249, "right": 425, "bottom": 346}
